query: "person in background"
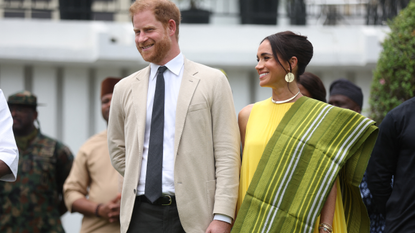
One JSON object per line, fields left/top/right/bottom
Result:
{"left": 0, "top": 89, "right": 18, "bottom": 182}
{"left": 233, "top": 31, "right": 378, "bottom": 233}
{"left": 367, "top": 97, "right": 415, "bottom": 232}
{"left": 107, "top": 1, "right": 240, "bottom": 233}
{"left": 329, "top": 79, "right": 385, "bottom": 233}
{"left": 328, "top": 79, "right": 362, "bottom": 113}
{"left": 64, "top": 77, "right": 122, "bottom": 233}
{"left": 298, "top": 71, "right": 327, "bottom": 102}
{"left": 0, "top": 90, "right": 74, "bottom": 233}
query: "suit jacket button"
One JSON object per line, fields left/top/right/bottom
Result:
{"left": 133, "top": 189, "right": 136, "bottom": 194}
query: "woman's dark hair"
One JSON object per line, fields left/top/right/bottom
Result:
{"left": 262, "top": 31, "right": 313, "bottom": 80}
{"left": 298, "top": 72, "right": 327, "bottom": 102}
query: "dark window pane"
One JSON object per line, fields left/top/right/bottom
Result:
{"left": 32, "top": 10, "right": 52, "bottom": 19}
{"left": 59, "top": 0, "right": 93, "bottom": 20}
{"left": 93, "top": 12, "right": 113, "bottom": 21}
{"left": 4, "top": 9, "right": 25, "bottom": 18}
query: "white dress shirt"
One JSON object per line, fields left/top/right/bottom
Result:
{"left": 137, "top": 53, "right": 184, "bottom": 195}
{"left": 0, "top": 89, "right": 19, "bottom": 182}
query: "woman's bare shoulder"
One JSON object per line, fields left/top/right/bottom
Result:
{"left": 239, "top": 104, "right": 254, "bottom": 123}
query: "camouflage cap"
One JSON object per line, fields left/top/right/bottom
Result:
{"left": 7, "top": 90, "right": 39, "bottom": 107}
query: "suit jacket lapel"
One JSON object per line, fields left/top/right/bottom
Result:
{"left": 132, "top": 66, "right": 150, "bottom": 161}
{"left": 174, "top": 59, "right": 200, "bottom": 160}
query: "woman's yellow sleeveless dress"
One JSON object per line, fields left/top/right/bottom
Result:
{"left": 237, "top": 98, "right": 348, "bottom": 232}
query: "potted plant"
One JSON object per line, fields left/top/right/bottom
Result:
{"left": 179, "top": 0, "right": 211, "bottom": 24}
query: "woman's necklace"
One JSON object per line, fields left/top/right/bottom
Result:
{"left": 271, "top": 91, "right": 300, "bottom": 104}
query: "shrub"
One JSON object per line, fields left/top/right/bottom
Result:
{"left": 370, "top": 0, "right": 415, "bottom": 124}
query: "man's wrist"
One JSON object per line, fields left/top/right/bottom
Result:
{"left": 95, "top": 203, "right": 103, "bottom": 218}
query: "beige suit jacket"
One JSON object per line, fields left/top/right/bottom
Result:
{"left": 108, "top": 58, "right": 240, "bottom": 233}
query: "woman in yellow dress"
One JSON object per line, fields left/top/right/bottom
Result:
{"left": 233, "top": 31, "right": 377, "bottom": 233}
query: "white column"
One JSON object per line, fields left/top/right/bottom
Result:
{"left": 0, "top": 64, "right": 25, "bottom": 98}
{"left": 355, "top": 70, "right": 374, "bottom": 116}
{"left": 62, "top": 67, "right": 89, "bottom": 154}
{"left": 32, "top": 66, "right": 58, "bottom": 138}
{"left": 227, "top": 68, "right": 252, "bottom": 114}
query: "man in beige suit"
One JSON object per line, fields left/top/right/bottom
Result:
{"left": 107, "top": 0, "right": 240, "bottom": 233}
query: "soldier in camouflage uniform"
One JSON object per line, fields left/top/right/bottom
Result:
{"left": 0, "top": 91, "right": 74, "bottom": 233}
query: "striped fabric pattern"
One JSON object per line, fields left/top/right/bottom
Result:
{"left": 232, "top": 97, "right": 378, "bottom": 233}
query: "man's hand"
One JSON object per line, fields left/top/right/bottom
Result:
{"left": 98, "top": 193, "right": 121, "bottom": 223}
{"left": 0, "top": 160, "right": 11, "bottom": 178}
{"left": 205, "top": 220, "right": 232, "bottom": 233}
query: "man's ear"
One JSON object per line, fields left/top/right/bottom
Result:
{"left": 168, "top": 19, "right": 176, "bottom": 37}
{"left": 33, "top": 110, "right": 38, "bottom": 121}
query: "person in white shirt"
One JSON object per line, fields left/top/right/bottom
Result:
{"left": 0, "top": 89, "right": 18, "bottom": 182}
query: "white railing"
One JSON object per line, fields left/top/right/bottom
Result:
{"left": 0, "top": 0, "right": 408, "bottom": 25}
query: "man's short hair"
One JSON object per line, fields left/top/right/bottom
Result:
{"left": 129, "top": 0, "right": 181, "bottom": 40}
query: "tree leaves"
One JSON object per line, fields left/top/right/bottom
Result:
{"left": 370, "top": 0, "right": 415, "bottom": 124}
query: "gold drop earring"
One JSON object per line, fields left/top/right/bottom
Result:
{"left": 285, "top": 72, "right": 294, "bottom": 83}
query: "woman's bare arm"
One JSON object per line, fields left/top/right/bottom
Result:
{"left": 319, "top": 179, "right": 337, "bottom": 232}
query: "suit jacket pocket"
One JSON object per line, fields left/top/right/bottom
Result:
{"left": 188, "top": 102, "right": 208, "bottom": 112}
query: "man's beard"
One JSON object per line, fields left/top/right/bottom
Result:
{"left": 139, "top": 33, "right": 171, "bottom": 64}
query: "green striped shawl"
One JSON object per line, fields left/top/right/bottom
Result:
{"left": 232, "top": 97, "right": 378, "bottom": 233}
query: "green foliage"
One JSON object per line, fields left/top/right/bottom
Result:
{"left": 370, "top": 0, "right": 415, "bottom": 124}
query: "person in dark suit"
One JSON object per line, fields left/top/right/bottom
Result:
{"left": 367, "top": 97, "right": 415, "bottom": 232}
